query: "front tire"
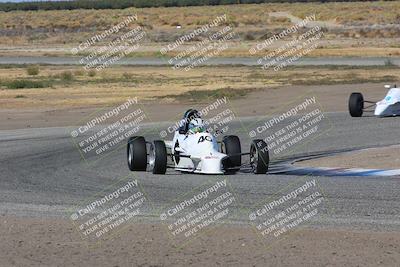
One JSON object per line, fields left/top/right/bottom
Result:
{"left": 349, "top": 92, "right": 364, "bottom": 117}
{"left": 250, "top": 139, "right": 269, "bottom": 174}
{"left": 149, "top": 140, "right": 167, "bottom": 174}
{"left": 222, "top": 135, "right": 241, "bottom": 173}
{"left": 127, "top": 136, "right": 147, "bottom": 171}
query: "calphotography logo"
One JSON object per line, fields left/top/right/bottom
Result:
{"left": 69, "top": 178, "right": 150, "bottom": 244}
{"left": 249, "top": 178, "right": 328, "bottom": 247}
{"left": 249, "top": 14, "right": 325, "bottom": 71}
{"left": 159, "top": 179, "right": 238, "bottom": 247}
{"left": 245, "top": 94, "right": 332, "bottom": 159}
{"left": 158, "top": 96, "right": 237, "bottom": 139}
{"left": 71, "top": 15, "right": 148, "bottom": 71}
{"left": 72, "top": 15, "right": 138, "bottom": 54}
{"left": 70, "top": 97, "right": 150, "bottom": 164}
{"left": 160, "top": 14, "right": 238, "bottom": 71}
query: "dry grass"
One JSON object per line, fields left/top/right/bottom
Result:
{"left": 0, "top": 1, "right": 399, "bottom": 47}
{"left": 1, "top": 1, "right": 399, "bottom": 31}
{"left": 0, "top": 64, "right": 399, "bottom": 109}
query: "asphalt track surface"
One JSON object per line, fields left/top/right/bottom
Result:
{"left": 0, "top": 112, "right": 399, "bottom": 231}
{"left": 1, "top": 56, "right": 400, "bottom": 66}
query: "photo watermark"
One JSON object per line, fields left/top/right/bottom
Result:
{"left": 70, "top": 178, "right": 150, "bottom": 243}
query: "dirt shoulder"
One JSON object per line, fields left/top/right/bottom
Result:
{"left": 2, "top": 65, "right": 398, "bottom": 111}
{"left": 296, "top": 145, "right": 400, "bottom": 170}
{"left": 0, "top": 82, "right": 391, "bottom": 130}
{"left": 1, "top": 215, "right": 399, "bottom": 267}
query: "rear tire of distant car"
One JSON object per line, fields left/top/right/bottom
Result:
{"left": 127, "top": 136, "right": 147, "bottom": 171}
{"left": 250, "top": 139, "right": 269, "bottom": 174}
{"left": 149, "top": 140, "right": 167, "bottom": 174}
{"left": 222, "top": 135, "right": 241, "bottom": 173}
{"left": 349, "top": 92, "right": 364, "bottom": 117}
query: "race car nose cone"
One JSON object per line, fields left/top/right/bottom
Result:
{"left": 201, "top": 156, "right": 224, "bottom": 174}
{"left": 374, "top": 103, "right": 390, "bottom": 116}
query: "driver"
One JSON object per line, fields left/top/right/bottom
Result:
{"left": 188, "top": 118, "right": 206, "bottom": 134}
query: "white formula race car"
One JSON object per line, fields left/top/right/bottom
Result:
{"left": 127, "top": 109, "right": 269, "bottom": 175}
{"left": 349, "top": 84, "right": 400, "bottom": 117}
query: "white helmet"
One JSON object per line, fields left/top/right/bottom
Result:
{"left": 188, "top": 118, "right": 205, "bottom": 134}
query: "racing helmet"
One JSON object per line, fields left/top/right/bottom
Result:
{"left": 179, "top": 109, "right": 202, "bottom": 134}
{"left": 188, "top": 118, "right": 205, "bottom": 134}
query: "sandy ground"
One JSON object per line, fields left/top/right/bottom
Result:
{"left": 296, "top": 145, "right": 400, "bottom": 169}
{"left": 0, "top": 216, "right": 399, "bottom": 267}
{"left": 0, "top": 83, "right": 389, "bottom": 130}
{"left": 1, "top": 82, "right": 399, "bottom": 266}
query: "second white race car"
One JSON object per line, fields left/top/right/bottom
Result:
{"left": 349, "top": 84, "right": 400, "bottom": 117}
{"left": 127, "top": 109, "right": 269, "bottom": 175}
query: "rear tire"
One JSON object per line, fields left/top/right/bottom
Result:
{"left": 222, "top": 135, "right": 241, "bottom": 173}
{"left": 149, "top": 140, "right": 167, "bottom": 174}
{"left": 349, "top": 93, "right": 364, "bottom": 117}
{"left": 127, "top": 136, "right": 147, "bottom": 171}
{"left": 250, "top": 139, "right": 269, "bottom": 174}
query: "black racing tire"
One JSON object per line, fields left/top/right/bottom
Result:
{"left": 127, "top": 136, "right": 147, "bottom": 171}
{"left": 222, "top": 135, "right": 241, "bottom": 172}
{"left": 149, "top": 140, "right": 167, "bottom": 174}
{"left": 250, "top": 139, "right": 269, "bottom": 174}
{"left": 348, "top": 92, "right": 364, "bottom": 117}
